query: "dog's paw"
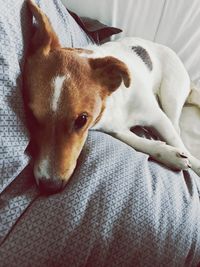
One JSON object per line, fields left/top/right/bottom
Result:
{"left": 154, "top": 145, "right": 191, "bottom": 171}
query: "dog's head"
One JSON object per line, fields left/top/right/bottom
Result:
{"left": 24, "top": 0, "right": 130, "bottom": 193}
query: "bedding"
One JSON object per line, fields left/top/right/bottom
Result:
{"left": 0, "top": 0, "right": 31, "bottom": 194}
{"left": 0, "top": 0, "right": 200, "bottom": 266}
{"left": 1, "top": 131, "right": 200, "bottom": 266}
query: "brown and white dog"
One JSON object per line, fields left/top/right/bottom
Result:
{"left": 24, "top": 0, "right": 200, "bottom": 193}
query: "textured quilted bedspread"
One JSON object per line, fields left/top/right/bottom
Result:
{"left": 1, "top": 131, "right": 200, "bottom": 266}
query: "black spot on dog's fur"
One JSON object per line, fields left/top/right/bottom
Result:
{"left": 131, "top": 46, "right": 153, "bottom": 71}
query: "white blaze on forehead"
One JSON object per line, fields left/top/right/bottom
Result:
{"left": 52, "top": 75, "right": 68, "bottom": 112}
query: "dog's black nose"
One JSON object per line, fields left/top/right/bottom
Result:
{"left": 38, "top": 178, "right": 66, "bottom": 194}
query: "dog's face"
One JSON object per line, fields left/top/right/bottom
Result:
{"left": 24, "top": 0, "right": 130, "bottom": 192}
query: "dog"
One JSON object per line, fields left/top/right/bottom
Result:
{"left": 24, "top": 0, "right": 200, "bottom": 193}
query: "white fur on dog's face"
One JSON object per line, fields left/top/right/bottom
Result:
{"left": 51, "top": 75, "right": 66, "bottom": 112}
{"left": 34, "top": 157, "right": 50, "bottom": 181}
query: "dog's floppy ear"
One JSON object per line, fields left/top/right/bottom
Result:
{"left": 89, "top": 56, "right": 131, "bottom": 92}
{"left": 27, "top": 0, "right": 61, "bottom": 55}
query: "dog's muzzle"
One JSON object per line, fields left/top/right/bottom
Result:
{"left": 33, "top": 158, "right": 68, "bottom": 194}
{"left": 37, "top": 177, "right": 67, "bottom": 194}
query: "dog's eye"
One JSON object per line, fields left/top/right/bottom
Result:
{"left": 74, "top": 113, "right": 88, "bottom": 129}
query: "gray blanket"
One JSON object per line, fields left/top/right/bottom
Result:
{"left": 1, "top": 131, "right": 200, "bottom": 266}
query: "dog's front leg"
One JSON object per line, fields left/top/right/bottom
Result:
{"left": 114, "top": 130, "right": 191, "bottom": 171}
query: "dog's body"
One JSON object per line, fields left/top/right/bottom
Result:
{"left": 89, "top": 38, "right": 200, "bottom": 174}
{"left": 25, "top": 0, "right": 200, "bottom": 192}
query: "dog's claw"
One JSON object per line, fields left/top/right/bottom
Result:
{"left": 177, "top": 152, "right": 188, "bottom": 158}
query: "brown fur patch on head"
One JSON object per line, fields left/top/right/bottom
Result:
{"left": 25, "top": 48, "right": 104, "bottom": 125}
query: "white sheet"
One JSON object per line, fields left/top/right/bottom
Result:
{"left": 62, "top": 0, "right": 200, "bottom": 159}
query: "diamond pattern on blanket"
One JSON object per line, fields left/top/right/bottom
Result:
{"left": 0, "top": 0, "right": 31, "bottom": 194}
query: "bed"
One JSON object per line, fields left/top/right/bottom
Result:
{"left": 0, "top": 0, "right": 200, "bottom": 266}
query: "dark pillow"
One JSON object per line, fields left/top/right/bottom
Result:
{"left": 68, "top": 9, "right": 122, "bottom": 43}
